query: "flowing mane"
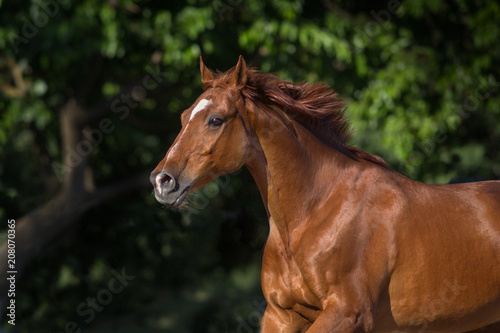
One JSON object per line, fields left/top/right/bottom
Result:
{"left": 205, "top": 67, "right": 389, "bottom": 168}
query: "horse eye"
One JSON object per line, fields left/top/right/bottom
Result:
{"left": 208, "top": 115, "right": 224, "bottom": 128}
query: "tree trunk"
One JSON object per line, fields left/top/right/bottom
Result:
{"left": 0, "top": 173, "right": 149, "bottom": 297}
{"left": 0, "top": 97, "right": 150, "bottom": 298}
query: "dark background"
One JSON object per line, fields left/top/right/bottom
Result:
{"left": 0, "top": 0, "right": 499, "bottom": 332}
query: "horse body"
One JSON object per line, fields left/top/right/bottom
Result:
{"left": 248, "top": 97, "right": 500, "bottom": 332}
{"left": 386, "top": 181, "right": 500, "bottom": 332}
{"left": 151, "top": 56, "right": 500, "bottom": 332}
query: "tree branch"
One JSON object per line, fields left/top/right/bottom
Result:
{"left": 0, "top": 57, "right": 31, "bottom": 98}
{"left": 0, "top": 171, "right": 151, "bottom": 296}
{"left": 60, "top": 99, "right": 90, "bottom": 191}
{"left": 80, "top": 172, "right": 151, "bottom": 211}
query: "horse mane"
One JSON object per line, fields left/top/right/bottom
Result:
{"left": 206, "top": 67, "right": 389, "bottom": 168}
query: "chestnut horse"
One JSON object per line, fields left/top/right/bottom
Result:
{"left": 151, "top": 56, "right": 500, "bottom": 332}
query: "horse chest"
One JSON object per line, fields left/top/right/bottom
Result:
{"left": 261, "top": 236, "right": 322, "bottom": 315}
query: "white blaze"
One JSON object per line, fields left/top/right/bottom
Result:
{"left": 189, "top": 99, "right": 211, "bottom": 121}
{"left": 166, "top": 98, "right": 211, "bottom": 161}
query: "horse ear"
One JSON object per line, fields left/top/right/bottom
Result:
{"left": 229, "top": 55, "right": 247, "bottom": 90}
{"left": 200, "top": 56, "right": 214, "bottom": 88}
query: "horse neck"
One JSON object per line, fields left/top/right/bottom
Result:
{"left": 244, "top": 103, "right": 356, "bottom": 241}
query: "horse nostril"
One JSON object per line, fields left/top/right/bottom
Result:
{"left": 158, "top": 173, "right": 171, "bottom": 186}
{"left": 155, "top": 171, "right": 177, "bottom": 194}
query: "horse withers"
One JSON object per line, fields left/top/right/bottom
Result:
{"left": 151, "top": 56, "right": 500, "bottom": 333}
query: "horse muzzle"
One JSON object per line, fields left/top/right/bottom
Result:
{"left": 150, "top": 170, "right": 191, "bottom": 208}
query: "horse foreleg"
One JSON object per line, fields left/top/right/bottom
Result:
{"left": 261, "top": 304, "right": 311, "bottom": 333}
{"left": 305, "top": 303, "right": 373, "bottom": 333}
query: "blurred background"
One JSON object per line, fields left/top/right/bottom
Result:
{"left": 0, "top": 0, "right": 499, "bottom": 332}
